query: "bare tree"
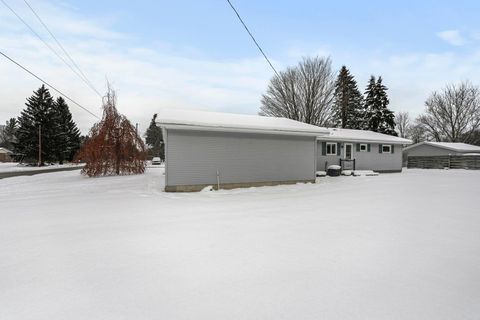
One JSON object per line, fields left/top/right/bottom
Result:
{"left": 419, "top": 81, "right": 480, "bottom": 142}
{"left": 395, "top": 111, "right": 411, "bottom": 138}
{"left": 75, "top": 87, "right": 146, "bottom": 176}
{"left": 410, "top": 118, "right": 428, "bottom": 144}
{"left": 260, "top": 56, "right": 335, "bottom": 126}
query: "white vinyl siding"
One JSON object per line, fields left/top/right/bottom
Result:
{"left": 166, "top": 129, "right": 316, "bottom": 187}
{"left": 317, "top": 141, "right": 403, "bottom": 172}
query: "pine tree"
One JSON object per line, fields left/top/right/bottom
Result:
{"left": 376, "top": 77, "right": 396, "bottom": 135}
{"left": 332, "top": 66, "right": 364, "bottom": 129}
{"left": 363, "top": 76, "right": 397, "bottom": 136}
{"left": 15, "top": 85, "right": 56, "bottom": 164}
{"left": 0, "top": 118, "right": 17, "bottom": 150}
{"left": 145, "top": 113, "right": 164, "bottom": 160}
{"left": 52, "top": 97, "right": 81, "bottom": 163}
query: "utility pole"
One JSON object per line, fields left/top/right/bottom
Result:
{"left": 38, "top": 124, "right": 42, "bottom": 167}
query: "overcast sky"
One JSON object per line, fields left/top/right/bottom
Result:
{"left": 1, "top": 0, "right": 480, "bottom": 134}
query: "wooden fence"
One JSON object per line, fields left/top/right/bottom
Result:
{"left": 407, "top": 155, "right": 480, "bottom": 170}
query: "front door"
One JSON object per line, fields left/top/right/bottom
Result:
{"left": 344, "top": 143, "right": 353, "bottom": 160}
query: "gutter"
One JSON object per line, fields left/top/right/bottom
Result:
{"left": 404, "top": 141, "right": 480, "bottom": 153}
{"left": 157, "top": 123, "right": 329, "bottom": 137}
{"left": 317, "top": 136, "right": 413, "bottom": 145}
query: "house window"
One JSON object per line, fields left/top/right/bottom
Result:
{"left": 326, "top": 142, "right": 337, "bottom": 155}
{"left": 360, "top": 144, "right": 368, "bottom": 152}
{"left": 382, "top": 144, "right": 392, "bottom": 153}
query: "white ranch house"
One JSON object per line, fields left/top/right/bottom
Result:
{"left": 318, "top": 128, "right": 411, "bottom": 173}
{"left": 157, "top": 110, "right": 412, "bottom": 192}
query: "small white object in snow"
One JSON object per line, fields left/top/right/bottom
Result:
{"left": 200, "top": 185, "right": 214, "bottom": 192}
{"left": 353, "top": 170, "right": 379, "bottom": 176}
{"left": 328, "top": 165, "right": 341, "bottom": 170}
{"left": 342, "top": 170, "right": 353, "bottom": 176}
{"left": 316, "top": 171, "right": 327, "bottom": 177}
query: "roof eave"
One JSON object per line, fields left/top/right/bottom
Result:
{"left": 158, "top": 123, "right": 329, "bottom": 137}
{"left": 317, "top": 136, "right": 412, "bottom": 145}
{"left": 404, "top": 141, "right": 480, "bottom": 153}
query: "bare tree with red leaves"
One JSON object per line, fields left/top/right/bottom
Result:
{"left": 76, "top": 88, "right": 146, "bottom": 176}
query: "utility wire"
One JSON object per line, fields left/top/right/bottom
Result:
{"left": 226, "top": 0, "right": 280, "bottom": 77}
{"left": 22, "top": 0, "right": 102, "bottom": 98}
{"left": 0, "top": 0, "right": 102, "bottom": 98}
{"left": 0, "top": 50, "right": 100, "bottom": 119}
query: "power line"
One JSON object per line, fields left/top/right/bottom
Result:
{"left": 225, "top": 0, "right": 279, "bottom": 77}
{"left": 22, "top": 0, "right": 102, "bottom": 98}
{"left": 0, "top": 0, "right": 102, "bottom": 98}
{"left": 22, "top": 0, "right": 102, "bottom": 97}
{"left": 0, "top": 50, "right": 100, "bottom": 119}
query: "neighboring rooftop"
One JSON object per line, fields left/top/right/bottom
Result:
{"left": 0, "top": 147, "right": 13, "bottom": 154}
{"left": 157, "top": 109, "right": 330, "bottom": 136}
{"left": 404, "top": 141, "right": 480, "bottom": 153}
{"left": 321, "top": 128, "right": 412, "bottom": 144}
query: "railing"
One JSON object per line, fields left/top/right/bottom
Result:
{"left": 339, "top": 158, "right": 356, "bottom": 171}
{"left": 407, "top": 155, "right": 480, "bottom": 170}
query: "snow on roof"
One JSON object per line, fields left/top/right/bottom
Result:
{"left": 404, "top": 141, "right": 480, "bottom": 153}
{"left": 0, "top": 147, "right": 13, "bottom": 154}
{"left": 156, "top": 109, "right": 329, "bottom": 136}
{"left": 320, "top": 128, "right": 412, "bottom": 144}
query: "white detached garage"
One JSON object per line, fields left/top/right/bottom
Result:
{"left": 157, "top": 109, "right": 329, "bottom": 192}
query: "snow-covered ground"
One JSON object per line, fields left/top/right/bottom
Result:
{"left": 1, "top": 168, "right": 479, "bottom": 320}
{"left": 0, "top": 162, "right": 83, "bottom": 173}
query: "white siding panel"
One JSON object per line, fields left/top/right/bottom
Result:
{"left": 166, "top": 130, "right": 315, "bottom": 186}
{"left": 317, "top": 141, "right": 403, "bottom": 172}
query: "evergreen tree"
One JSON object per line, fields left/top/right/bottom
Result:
{"left": 52, "top": 97, "right": 81, "bottom": 163}
{"left": 0, "top": 118, "right": 17, "bottom": 150}
{"left": 363, "top": 76, "right": 397, "bottom": 136}
{"left": 145, "top": 113, "right": 164, "bottom": 160}
{"left": 15, "top": 85, "right": 56, "bottom": 164}
{"left": 332, "top": 66, "right": 364, "bottom": 129}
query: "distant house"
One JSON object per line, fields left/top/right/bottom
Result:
{"left": 403, "top": 142, "right": 480, "bottom": 157}
{"left": 317, "top": 128, "right": 412, "bottom": 172}
{"left": 0, "top": 147, "right": 13, "bottom": 162}
{"left": 157, "top": 110, "right": 413, "bottom": 192}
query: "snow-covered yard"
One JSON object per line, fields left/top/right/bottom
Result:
{"left": 1, "top": 168, "right": 479, "bottom": 319}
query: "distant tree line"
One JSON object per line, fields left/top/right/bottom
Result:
{"left": 0, "top": 84, "right": 81, "bottom": 164}
{"left": 260, "top": 57, "right": 398, "bottom": 136}
{"left": 260, "top": 56, "right": 480, "bottom": 145}
{"left": 395, "top": 82, "right": 480, "bottom": 145}
{"left": 0, "top": 118, "right": 17, "bottom": 150}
